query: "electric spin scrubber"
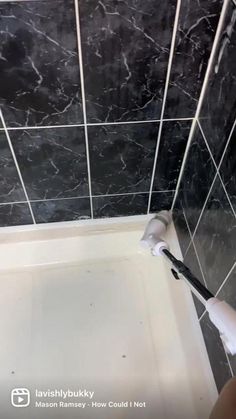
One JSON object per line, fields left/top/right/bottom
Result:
{"left": 141, "top": 211, "right": 236, "bottom": 356}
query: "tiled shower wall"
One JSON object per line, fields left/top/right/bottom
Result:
{"left": 1, "top": 0, "right": 236, "bottom": 395}
{"left": 174, "top": 0, "right": 236, "bottom": 393}
{"left": 0, "top": 0, "right": 223, "bottom": 226}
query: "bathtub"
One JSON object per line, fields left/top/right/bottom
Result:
{"left": 0, "top": 215, "right": 217, "bottom": 419}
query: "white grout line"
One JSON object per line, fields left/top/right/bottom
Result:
{"left": 214, "top": 262, "right": 236, "bottom": 299}
{"left": 198, "top": 120, "right": 236, "bottom": 218}
{"left": 225, "top": 350, "right": 234, "bottom": 377}
{"left": 188, "top": 171, "right": 218, "bottom": 246}
{"left": 0, "top": 190, "right": 176, "bottom": 207}
{"left": 162, "top": 117, "right": 193, "bottom": 122}
{"left": 2, "top": 0, "right": 25, "bottom": 1}
{"left": 0, "top": 198, "right": 90, "bottom": 206}
{"left": 93, "top": 190, "right": 175, "bottom": 198}
{"left": 183, "top": 209, "right": 208, "bottom": 288}
{"left": 0, "top": 201, "right": 28, "bottom": 206}
{"left": 171, "top": 0, "right": 230, "bottom": 211}
{"left": 152, "top": 189, "right": 175, "bottom": 194}
{"left": 4, "top": 124, "right": 84, "bottom": 131}
{"left": 87, "top": 117, "right": 193, "bottom": 126}
{"left": 0, "top": 0, "right": 37, "bottom": 2}
{"left": 217, "top": 116, "right": 236, "bottom": 170}
{"left": 147, "top": 0, "right": 182, "bottom": 214}
{"left": 0, "top": 109, "right": 36, "bottom": 224}
{"left": 91, "top": 117, "right": 194, "bottom": 124}
{"left": 33, "top": 193, "right": 149, "bottom": 202}
{"left": 87, "top": 119, "right": 161, "bottom": 126}
{"left": 0, "top": 117, "right": 195, "bottom": 132}
{"left": 182, "top": 208, "right": 193, "bottom": 257}
{"left": 31, "top": 196, "right": 89, "bottom": 203}
{"left": 198, "top": 310, "right": 205, "bottom": 322}
{"left": 74, "top": 0, "right": 93, "bottom": 219}
{"left": 197, "top": 120, "right": 218, "bottom": 168}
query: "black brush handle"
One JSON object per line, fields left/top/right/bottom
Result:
{"left": 162, "top": 248, "right": 214, "bottom": 301}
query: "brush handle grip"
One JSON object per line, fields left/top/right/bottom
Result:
{"left": 206, "top": 298, "right": 236, "bottom": 355}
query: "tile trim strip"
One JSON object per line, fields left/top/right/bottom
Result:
{"left": 147, "top": 0, "right": 182, "bottom": 213}
{"left": 171, "top": 0, "right": 230, "bottom": 211}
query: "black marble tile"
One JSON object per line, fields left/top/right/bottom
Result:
{"left": 31, "top": 198, "right": 91, "bottom": 223}
{"left": 179, "top": 123, "right": 216, "bottom": 234}
{"left": 0, "top": 203, "right": 33, "bottom": 227}
{"left": 217, "top": 264, "right": 236, "bottom": 310}
{"left": 88, "top": 123, "right": 159, "bottom": 195}
{"left": 220, "top": 125, "right": 236, "bottom": 212}
{"left": 93, "top": 193, "right": 149, "bottom": 218}
{"left": 80, "top": 0, "right": 176, "bottom": 123}
{"left": 172, "top": 204, "right": 191, "bottom": 257}
{"left": 0, "top": 131, "right": 26, "bottom": 203}
{"left": 149, "top": 191, "right": 174, "bottom": 213}
{"left": 153, "top": 120, "right": 191, "bottom": 191}
{"left": 0, "top": 0, "right": 82, "bottom": 127}
{"left": 192, "top": 293, "right": 205, "bottom": 319}
{"left": 184, "top": 243, "right": 206, "bottom": 318}
{"left": 200, "top": 313, "right": 232, "bottom": 392}
{"left": 194, "top": 176, "right": 236, "bottom": 295}
{"left": 165, "top": 0, "right": 223, "bottom": 118}
{"left": 10, "top": 127, "right": 89, "bottom": 200}
{"left": 228, "top": 351, "right": 236, "bottom": 376}
{"left": 199, "top": 2, "right": 236, "bottom": 164}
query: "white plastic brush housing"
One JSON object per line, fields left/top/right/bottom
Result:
{"left": 140, "top": 211, "right": 171, "bottom": 255}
